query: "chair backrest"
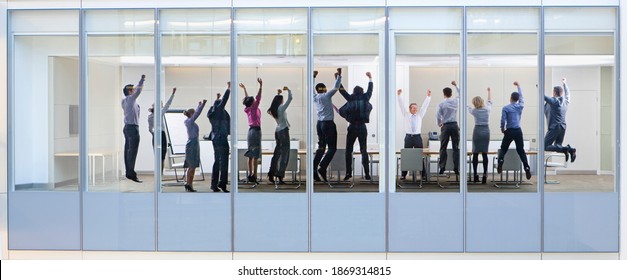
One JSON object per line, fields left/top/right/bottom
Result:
{"left": 329, "top": 149, "right": 347, "bottom": 172}
{"left": 499, "top": 148, "right": 522, "bottom": 170}
{"left": 445, "top": 148, "right": 455, "bottom": 169}
{"left": 237, "top": 149, "right": 248, "bottom": 170}
{"left": 400, "top": 148, "right": 424, "bottom": 172}
{"left": 285, "top": 149, "right": 299, "bottom": 171}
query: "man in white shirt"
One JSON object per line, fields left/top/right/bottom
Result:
{"left": 397, "top": 88, "right": 431, "bottom": 180}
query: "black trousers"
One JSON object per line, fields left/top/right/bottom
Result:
{"left": 123, "top": 124, "right": 140, "bottom": 178}
{"left": 346, "top": 123, "right": 369, "bottom": 176}
{"left": 439, "top": 122, "right": 460, "bottom": 172}
{"left": 151, "top": 131, "right": 168, "bottom": 161}
{"left": 545, "top": 125, "right": 569, "bottom": 152}
{"left": 211, "top": 134, "right": 230, "bottom": 188}
{"left": 269, "top": 128, "right": 290, "bottom": 178}
{"left": 313, "top": 120, "right": 338, "bottom": 173}
{"left": 499, "top": 127, "right": 530, "bottom": 168}
{"left": 402, "top": 134, "right": 423, "bottom": 177}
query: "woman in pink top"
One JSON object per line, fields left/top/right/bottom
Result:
{"left": 240, "top": 77, "right": 262, "bottom": 183}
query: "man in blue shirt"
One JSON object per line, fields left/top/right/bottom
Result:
{"left": 436, "top": 81, "right": 460, "bottom": 175}
{"left": 121, "top": 74, "right": 145, "bottom": 183}
{"left": 498, "top": 81, "right": 531, "bottom": 180}
{"left": 544, "top": 78, "right": 576, "bottom": 162}
{"left": 313, "top": 68, "right": 342, "bottom": 182}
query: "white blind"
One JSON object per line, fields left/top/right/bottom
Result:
{"left": 160, "top": 9, "right": 231, "bottom": 33}
{"left": 11, "top": 10, "right": 79, "bottom": 33}
{"left": 86, "top": 10, "right": 154, "bottom": 33}
{"left": 389, "top": 7, "right": 461, "bottom": 31}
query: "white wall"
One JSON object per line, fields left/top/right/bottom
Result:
{"left": 52, "top": 57, "right": 79, "bottom": 184}
{"left": 13, "top": 36, "right": 78, "bottom": 185}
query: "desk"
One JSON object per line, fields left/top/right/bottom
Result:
{"left": 55, "top": 150, "right": 119, "bottom": 185}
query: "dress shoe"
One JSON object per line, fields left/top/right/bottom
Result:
{"left": 473, "top": 174, "right": 480, "bottom": 183}
{"left": 364, "top": 174, "right": 372, "bottom": 181}
{"left": 184, "top": 185, "right": 197, "bottom": 192}
{"left": 524, "top": 166, "right": 532, "bottom": 180}
{"left": 127, "top": 176, "right": 143, "bottom": 183}
{"left": 313, "top": 173, "right": 321, "bottom": 182}
{"left": 317, "top": 168, "right": 328, "bottom": 182}
{"left": 267, "top": 174, "right": 275, "bottom": 184}
{"left": 482, "top": 175, "right": 487, "bottom": 184}
{"left": 497, "top": 160, "right": 504, "bottom": 174}
{"left": 562, "top": 150, "right": 569, "bottom": 162}
{"left": 438, "top": 167, "right": 445, "bottom": 175}
{"left": 210, "top": 186, "right": 220, "bottom": 192}
{"left": 277, "top": 177, "right": 286, "bottom": 185}
{"left": 568, "top": 146, "right": 577, "bottom": 162}
{"left": 343, "top": 174, "right": 352, "bottom": 181}
{"left": 218, "top": 185, "right": 230, "bottom": 193}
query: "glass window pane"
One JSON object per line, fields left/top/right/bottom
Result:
{"left": 544, "top": 11, "right": 616, "bottom": 193}
{"left": 543, "top": 7, "right": 618, "bottom": 253}
{"left": 311, "top": 8, "right": 386, "bottom": 253}
{"left": 467, "top": 7, "right": 539, "bottom": 31}
{"left": 234, "top": 8, "right": 309, "bottom": 252}
{"left": 235, "top": 8, "right": 307, "bottom": 32}
{"left": 11, "top": 10, "right": 79, "bottom": 33}
{"left": 545, "top": 7, "right": 617, "bottom": 32}
{"left": 13, "top": 35, "right": 79, "bottom": 191}
{"left": 390, "top": 7, "right": 461, "bottom": 31}
{"left": 86, "top": 9, "right": 155, "bottom": 33}
{"left": 86, "top": 10, "right": 155, "bottom": 192}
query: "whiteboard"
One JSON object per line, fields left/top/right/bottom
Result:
{"left": 164, "top": 109, "right": 189, "bottom": 155}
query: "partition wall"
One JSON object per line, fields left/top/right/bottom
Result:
{"left": 6, "top": 4, "right": 619, "bottom": 253}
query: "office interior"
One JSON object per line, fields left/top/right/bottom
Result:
{"left": 1, "top": 1, "right": 625, "bottom": 259}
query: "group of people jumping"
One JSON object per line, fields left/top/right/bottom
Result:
{"left": 121, "top": 75, "right": 297, "bottom": 192}
{"left": 120, "top": 72, "right": 577, "bottom": 191}
{"left": 396, "top": 78, "right": 577, "bottom": 185}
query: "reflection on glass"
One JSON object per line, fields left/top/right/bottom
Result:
{"left": 87, "top": 10, "right": 155, "bottom": 192}
{"left": 236, "top": 8, "right": 307, "bottom": 192}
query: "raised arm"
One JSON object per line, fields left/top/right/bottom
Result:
{"left": 312, "top": 71, "right": 319, "bottom": 96}
{"left": 162, "top": 87, "right": 176, "bottom": 114}
{"left": 255, "top": 78, "right": 262, "bottom": 106}
{"left": 365, "top": 72, "right": 373, "bottom": 100}
{"left": 514, "top": 81, "right": 524, "bottom": 107}
{"left": 339, "top": 83, "right": 350, "bottom": 101}
{"left": 279, "top": 87, "right": 293, "bottom": 111}
{"left": 451, "top": 80, "right": 460, "bottom": 99}
{"left": 396, "top": 89, "right": 409, "bottom": 118}
{"left": 129, "top": 74, "right": 146, "bottom": 101}
{"left": 419, "top": 90, "right": 432, "bottom": 118}
{"left": 486, "top": 87, "right": 493, "bottom": 109}
{"left": 563, "top": 78, "right": 570, "bottom": 105}
{"left": 217, "top": 82, "right": 231, "bottom": 109}
{"left": 191, "top": 100, "right": 207, "bottom": 122}
{"left": 239, "top": 83, "right": 249, "bottom": 97}
{"left": 327, "top": 69, "right": 342, "bottom": 97}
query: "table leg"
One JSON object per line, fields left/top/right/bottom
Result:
{"left": 102, "top": 155, "right": 105, "bottom": 183}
